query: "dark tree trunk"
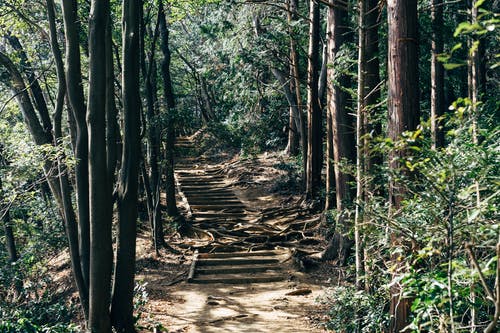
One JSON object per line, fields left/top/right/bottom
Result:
{"left": 4, "top": 34, "right": 53, "bottom": 141}
{"left": 305, "top": 0, "right": 322, "bottom": 199}
{"left": 326, "top": 0, "right": 354, "bottom": 212}
{"left": 46, "top": 0, "right": 90, "bottom": 320}
{"left": 142, "top": 10, "right": 163, "bottom": 249}
{"left": 431, "top": 0, "right": 445, "bottom": 149}
{"left": 159, "top": 1, "right": 179, "bottom": 217}
{"left": 2, "top": 212, "right": 17, "bottom": 264}
{"left": 364, "top": 0, "right": 382, "bottom": 175}
{"left": 106, "top": 12, "right": 118, "bottom": 186}
{"left": 60, "top": 0, "right": 90, "bottom": 294}
{"left": 285, "top": 0, "right": 300, "bottom": 156}
{"left": 387, "top": 1, "right": 420, "bottom": 331}
{"left": 110, "top": 0, "right": 141, "bottom": 331}
{"left": 87, "top": 0, "right": 113, "bottom": 331}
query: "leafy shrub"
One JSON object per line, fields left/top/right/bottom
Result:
{"left": 319, "top": 286, "right": 389, "bottom": 332}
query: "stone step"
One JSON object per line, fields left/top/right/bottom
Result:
{"left": 197, "top": 257, "right": 280, "bottom": 266}
{"left": 198, "top": 251, "right": 284, "bottom": 259}
{"left": 192, "top": 212, "right": 248, "bottom": 219}
{"left": 187, "top": 199, "right": 242, "bottom": 204}
{"left": 195, "top": 264, "right": 282, "bottom": 275}
{"left": 189, "top": 273, "right": 285, "bottom": 284}
{"left": 189, "top": 205, "right": 246, "bottom": 211}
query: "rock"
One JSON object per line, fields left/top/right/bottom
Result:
{"left": 285, "top": 288, "right": 312, "bottom": 296}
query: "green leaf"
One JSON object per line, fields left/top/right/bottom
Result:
{"left": 443, "top": 63, "right": 465, "bottom": 70}
{"left": 474, "top": 0, "right": 486, "bottom": 8}
{"left": 450, "top": 43, "right": 463, "bottom": 53}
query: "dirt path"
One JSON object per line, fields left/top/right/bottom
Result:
{"left": 142, "top": 279, "right": 327, "bottom": 333}
{"left": 136, "top": 136, "right": 330, "bottom": 332}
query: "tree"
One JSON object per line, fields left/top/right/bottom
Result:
{"left": 87, "top": 0, "right": 113, "bottom": 331}
{"left": 325, "top": 0, "right": 354, "bottom": 212}
{"left": 284, "top": 0, "right": 301, "bottom": 157}
{"left": 159, "top": 1, "right": 179, "bottom": 218}
{"left": 387, "top": 0, "right": 420, "bottom": 331}
{"left": 305, "top": 0, "right": 322, "bottom": 199}
{"left": 60, "top": 0, "right": 91, "bottom": 304}
{"left": 140, "top": 2, "right": 162, "bottom": 252}
{"left": 431, "top": 0, "right": 445, "bottom": 149}
{"left": 110, "top": 0, "right": 142, "bottom": 330}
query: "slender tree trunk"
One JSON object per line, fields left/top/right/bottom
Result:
{"left": 305, "top": 0, "right": 321, "bottom": 199}
{"left": 159, "top": 1, "right": 179, "bottom": 217}
{"left": 355, "top": 0, "right": 367, "bottom": 291}
{"left": 60, "top": 0, "right": 90, "bottom": 293}
{"left": 2, "top": 211, "right": 17, "bottom": 264}
{"left": 142, "top": 11, "right": 163, "bottom": 249}
{"left": 431, "top": 0, "right": 445, "bottom": 149}
{"left": 285, "top": 0, "right": 301, "bottom": 156}
{"left": 468, "top": 2, "right": 484, "bottom": 329}
{"left": 46, "top": 0, "right": 90, "bottom": 320}
{"left": 110, "top": 0, "right": 141, "bottom": 330}
{"left": 327, "top": 1, "right": 354, "bottom": 213}
{"left": 106, "top": 13, "right": 118, "bottom": 186}
{"left": 87, "top": 0, "right": 113, "bottom": 331}
{"left": 364, "top": 0, "right": 382, "bottom": 177}
{"left": 387, "top": 1, "right": 420, "bottom": 331}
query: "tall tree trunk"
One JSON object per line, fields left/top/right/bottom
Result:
{"left": 87, "top": 0, "right": 113, "bottom": 331}
{"left": 326, "top": 0, "right": 354, "bottom": 212}
{"left": 387, "top": 0, "right": 420, "bottom": 331}
{"left": 431, "top": 0, "right": 445, "bottom": 149}
{"left": 355, "top": 0, "right": 367, "bottom": 291}
{"left": 159, "top": 1, "right": 179, "bottom": 217}
{"left": 110, "top": 0, "right": 141, "bottom": 330}
{"left": 60, "top": 0, "right": 90, "bottom": 293}
{"left": 305, "top": 0, "right": 321, "bottom": 199}
{"left": 106, "top": 12, "right": 118, "bottom": 186}
{"left": 46, "top": 0, "right": 90, "bottom": 320}
{"left": 142, "top": 11, "right": 163, "bottom": 249}
{"left": 285, "top": 0, "right": 301, "bottom": 156}
{"left": 364, "top": 0, "right": 382, "bottom": 177}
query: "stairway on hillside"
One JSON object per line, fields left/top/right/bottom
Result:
{"left": 174, "top": 137, "right": 290, "bottom": 284}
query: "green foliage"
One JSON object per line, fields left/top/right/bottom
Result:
{"left": 319, "top": 286, "right": 389, "bottom": 332}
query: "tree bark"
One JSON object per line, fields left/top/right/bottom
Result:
{"left": 46, "top": 0, "right": 90, "bottom": 320}
{"left": 106, "top": 11, "right": 118, "bottom": 186}
{"left": 305, "top": 0, "right": 321, "bottom": 199}
{"left": 87, "top": 0, "right": 113, "bottom": 331}
{"left": 364, "top": 0, "right": 382, "bottom": 175}
{"left": 326, "top": 0, "right": 354, "bottom": 212}
{"left": 159, "top": 1, "right": 179, "bottom": 217}
{"left": 285, "top": 0, "right": 301, "bottom": 156}
{"left": 431, "top": 0, "right": 445, "bottom": 149}
{"left": 355, "top": 0, "right": 367, "bottom": 291}
{"left": 142, "top": 10, "right": 163, "bottom": 249}
{"left": 60, "top": 0, "right": 90, "bottom": 293}
{"left": 4, "top": 33, "right": 53, "bottom": 141}
{"left": 387, "top": 1, "right": 420, "bottom": 331}
{"left": 110, "top": 0, "right": 141, "bottom": 331}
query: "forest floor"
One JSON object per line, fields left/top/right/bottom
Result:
{"left": 133, "top": 134, "right": 337, "bottom": 332}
